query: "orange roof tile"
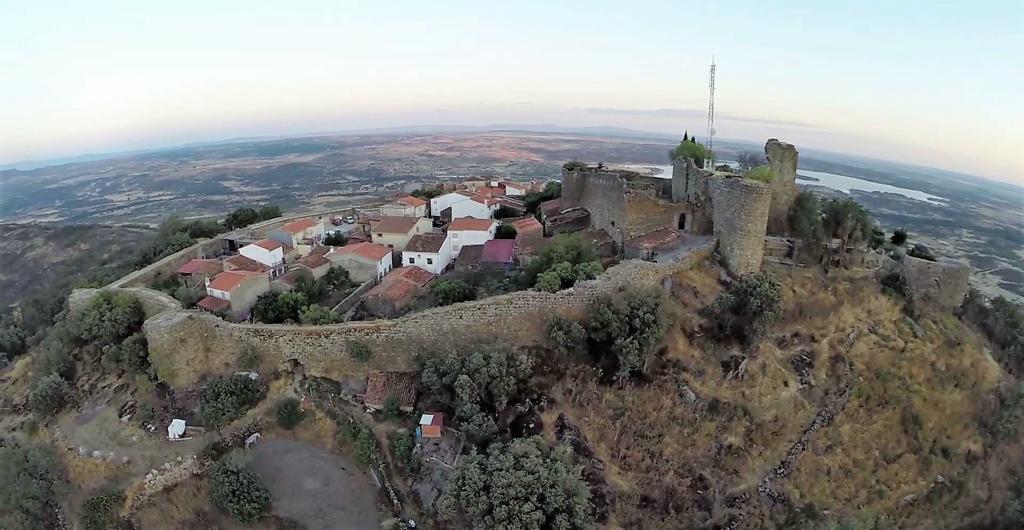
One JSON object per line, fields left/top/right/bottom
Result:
{"left": 449, "top": 217, "right": 496, "bottom": 232}
{"left": 396, "top": 195, "right": 428, "bottom": 207}
{"left": 197, "top": 296, "right": 231, "bottom": 313}
{"left": 336, "top": 242, "right": 392, "bottom": 261}
{"left": 252, "top": 239, "right": 284, "bottom": 251}
{"left": 280, "top": 218, "right": 320, "bottom": 233}
{"left": 207, "top": 270, "right": 265, "bottom": 292}
{"left": 371, "top": 216, "right": 421, "bottom": 234}
{"left": 510, "top": 216, "right": 543, "bottom": 235}
{"left": 363, "top": 371, "right": 417, "bottom": 408}
{"left": 393, "top": 265, "right": 434, "bottom": 287}
{"left": 177, "top": 259, "right": 223, "bottom": 276}
{"left": 225, "top": 254, "right": 270, "bottom": 273}
{"left": 405, "top": 233, "right": 448, "bottom": 253}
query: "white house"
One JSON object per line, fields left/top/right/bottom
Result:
{"left": 381, "top": 196, "right": 429, "bottom": 218}
{"left": 447, "top": 217, "right": 497, "bottom": 254}
{"left": 401, "top": 233, "right": 452, "bottom": 274}
{"left": 267, "top": 218, "right": 326, "bottom": 256}
{"left": 198, "top": 270, "right": 270, "bottom": 319}
{"left": 450, "top": 193, "right": 497, "bottom": 220}
{"left": 501, "top": 182, "right": 528, "bottom": 197}
{"left": 430, "top": 192, "right": 468, "bottom": 218}
{"left": 239, "top": 239, "right": 286, "bottom": 278}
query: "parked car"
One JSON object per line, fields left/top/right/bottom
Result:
{"left": 343, "top": 215, "right": 356, "bottom": 224}
{"left": 331, "top": 216, "right": 344, "bottom": 226}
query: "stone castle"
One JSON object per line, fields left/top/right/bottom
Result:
{"left": 559, "top": 138, "right": 799, "bottom": 274}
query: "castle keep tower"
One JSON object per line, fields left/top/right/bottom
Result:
{"left": 764, "top": 138, "right": 799, "bottom": 234}
{"left": 710, "top": 176, "right": 771, "bottom": 275}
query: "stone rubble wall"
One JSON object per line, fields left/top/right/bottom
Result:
{"left": 764, "top": 138, "right": 798, "bottom": 235}
{"left": 710, "top": 176, "right": 771, "bottom": 275}
{"left": 140, "top": 243, "right": 714, "bottom": 387}
{"left": 69, "top": 287, "right": 183, "bottom": 317}
{"left": 894, "top": 255, "right": 971, "bottom": 309}
{"left": 108, "top": 238, "right": 226, "bottom": 289}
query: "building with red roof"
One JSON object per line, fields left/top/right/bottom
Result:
{"left": 381, "top": 195, "right": 429, "bottom": 218}
{"left": 509, "top": 216, "right": 543, "bottom": 237}
{"left": 239, "top": 239, "right": 287, "bottom": 278}
{"left": 360, "top": 266, "right": 435, "bottom": 318}
{"left": 369, "top": 216, "right": 433, "bottom": 253}
{"left": 362, "top": 371, "right": 417, "bottom": 411}
{"left": 177, "top": 259, "right": 224, "bottom": 286}
{"left": 200, "top": 270, "right": 270, "bottom": 319}
{"left": 268, "top": 217, "right": 326, "bottom": 249}
{"left": 447, "top": 217, "right": 496, "bottom": 254}
{"left": 481, "top": 239, "right": 516, "bottom": 266}
{"left": 402, "top": 233, "right": 452, "bottom": 274}
{"left": 328, "top": 242, "right": 394, "bottom": 282}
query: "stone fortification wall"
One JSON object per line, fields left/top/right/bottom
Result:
{"left": 107, "top": 238, "right": 225, "bottom": 289}
{"left": 710, "top": 176, "right": 771, "bottom": 275}
{"left": 896, "top": 255, "right": 970, "bottom": 309}
{"left": 561, "top": 168, "right": 628, "bottom": 242}
{"left": 69, "top": 287, "right": 182, "bottom": 317}
{"left": 141, "top": 243, "right": 714, "bottom": 387}
{"left": 764, "top": 139, "right": 798, "bottom": 235}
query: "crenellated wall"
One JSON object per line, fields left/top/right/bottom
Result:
{"left": 710, "top": 176, "right": 772, "bottom": 275}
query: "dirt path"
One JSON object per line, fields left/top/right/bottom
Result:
{"left": 248, "top": 438, "right": 382, "bottom": 530}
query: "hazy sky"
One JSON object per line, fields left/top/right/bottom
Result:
{"left": 2, "top": 1, "right": 1022, "bottom": 183}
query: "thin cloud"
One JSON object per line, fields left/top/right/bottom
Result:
{"left": 582, "top": 107, "right": 818, "bottom": 129}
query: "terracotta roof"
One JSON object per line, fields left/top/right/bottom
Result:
{"left": 515, "top": 233, "right": 553, "bottom": 256}
{"left": 298, "top": 248, "right": 332, "bottom": 269}
{"left": 224, "top": 254, "right": 270, "bottom": 273}
{"left": 335, "top": 242, "right": 391, "bottom": 261}
{"left": 197, "top": 296, "right": 231, "bottom": 313}
{"left": 474, "top": 187, "right": 505, "bottom": 198}
{"left": 510, "top": 216, "right": 543, "bottom": 235}
{"left": 396, "top": 195, "right": 428, "bottom": 207}
{"left": 456, "top": 245, "right": 485, "bottom": 265}
{"left": 539, "top": 198, "right": 562, "bottom": 215}
{"left": 419, "top": 413, "right": 444, "bottom": 427}
{"left": 481, "top": 239, "right": 516, "bottom": 264}
{"left": 405, "top": 233, "right": 448, "bottom": 253}
{"left": 363, "top": 371, "right": 417, "bottom": 408}
{"left": 448, "top": 217, "right": 496, "bottom": 232}
{"left": 177, "top": 259, "right": 223, "bottom": 276}
{"left": 208, "top": 270, "right": 265, "bottom": 292}
{"left": 280, "top": 218, "right": 320, "bottom": 234}
{"left": 393, "top": 266, "right": 434, "bottom": 287}
{"left": 502, "top": 182, "right": 526, "bottom": 190}
{"left": 371, "top": 216, "right": 421, "bottom": 234}
{"left": 252, "top": 239, "right": 284, "bottom": 251}
{"left": 274, "top": 271, "right": 302, "bottom": 286}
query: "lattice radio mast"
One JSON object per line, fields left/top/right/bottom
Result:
{"left": 704, "top": 58, "right": 716, "bottom": 170}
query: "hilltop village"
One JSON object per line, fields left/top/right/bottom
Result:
{"left": 2, "top": 135, "right": 1022, "bottom": 530}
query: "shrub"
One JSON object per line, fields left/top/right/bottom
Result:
{"left": 880, "top": 271, "right": 911, "bottom": 299}
{"left": 109, "top": 332, "right": 149, "bottom": 372}
{"left": 432, "top": 279, "right": 477, "bottom": 306}
{"left": 495, "top": 207, "right": 520, "bottom": 221}
{"left": 421, "top": 349, "right": 533, "bottom": 440}
{"left": 253, "top": 291, "right": 308, "bottom": 324}
{"left": 389, "top": 431, "right": 419, "bottom": 476}
{"left": 75, "top": 291, "right": 145, "bottom": 351}
{"left": 495, "top": 223, "right": 518, "bottom": 238}
{"left": 705, "top": 272, "right": 782, "bottom": 345}
{"left": 891, "top": 228, "right": 908, "bottom": 246}
{"left": 787, "top": 191, "right": 825, "bottom": 243}
{"left": 173, "top": 285, "right": 205, "bottom": 308}
{"left": 209, "top": 458, "right": 271, "bottom": 524}
{"left": 588, "top": 286, "right": 671, "bottom": 380}
{"left": 744, "top": 165, "right": 775, "bottom": 183}
{"left": 0, "top": 317, "right": 28, "bottom": 364}
{"left": 82, "top": 491, "right": 127, "bottom": 530}
{"left": 962, "top": 290, "right": 1023, "bottom": 374}
{"left": 298, "top": 305, "right": 341, "bottom": 325}
{"left": 562, "top": 160, "right": 588, "bottom": 171}
{"left": 527, "top": 234, "right": 602, "bottom": 290}
{"left": 548, "top": 316, "right": 587, "bottom": 360}
{"left": 381, "top": 396, "right": 402, "bottom": 418}
{"left": 669, "top": 138, "right": 708, "bottom": 167}
{"left": 322, "top": 266, "right": 351, "bottom": 290}
{"left": 29, "top": 373, "right": 71, "bottom": 416}
{"left": 535, "top": 270, "right": 564, "bottom": 293}
{"left": 199, "top": 375, "right": 266, "bottom": 428}
{"left": 440, "top": 436, "right": 592, "bottom": 530}
{"left": 823, "top": 198, "right": 876, "bottom": 248}
{"left": 0, "top": 442, "right": 60, "bottom": 529}
{"left": 276, "top": 397, "right": 305, "bottom": 430}
{"left": 908, "top": 243, "right": 936, "bottom": 261}
{"left": 347, "top": 340, "right": 372, "bottom": 362}
{"left": 237, "top": 343, "right": 261, "bottom": 370}
{"left": 35, "top": 345, "right": 76, "bottom": 381}
{"left": 524, "top": 182, "right": 562, "bottom": 214}
{"left": 573, "top": 261, "right": 603, "bottom": 281}
{"left": 339, "top": 419, "right": 378, "bottom": 466}
{"left": 324, "top": 232, "right": 347, "bottom": 246}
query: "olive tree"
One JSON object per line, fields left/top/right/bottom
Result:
{"left": 587, "top": 286, "right": 671, "bottom": 380}
{"left": 209, "top": 458, "right": 271, "bottom": 523}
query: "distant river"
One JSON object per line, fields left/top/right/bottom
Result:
{"left": 617, "top": 164, "right": 947, "bottom": 205}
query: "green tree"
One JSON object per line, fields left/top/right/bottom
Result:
{"left": 253, "top": 292, "right": 308, "bottom": 324}
{"left": 173, "top": 285, "right": 205, "bottom": 308}
{"left": 494, "top": 206, "right": 520, "bottom": 220}
{"left": 432, "top": 279, "right": 477, "bottom": 306}
{"left": 524, "top": 181, "right": 562, "bottom": 214}
{"left": 823, "top": 198, "right": 875, "bottom": 249}
{"left": 292, "top": 271, "right": 327, "bottom": 304}
{"left": 199, "top": 374, "right": 266, "bottom": 428}
{"left": 535, "top": 270, "right": 564, "bottom": 293}
{"left": 276, "top": 397, "right": 305, "bottom": 430}
{"left": 28, "top": 373, "right": 71, "bottom": 416}
{"left": 75, "top": 291, "right": 146, "bottom": 350}
{"left": 411, "top": 187, "right": 444, "bottom": 199}
{"left": 322, "top": 266, "right": 351, "bottom": 290}
{"left": 961, "top": 290, "right": 1023, "bottom": 374}
{"left": 389, "top": 431, "right": 419, "bottom": 476}
{"left": 298, "top": 305, "right": 341, "bottom": 325}
{"left": 257, "top": 205, "right": 281, "bottom": 221}
{"left": 788, "top": 191, "right": 824, "bottom": 242}
{"left": 440, "top": 436, "right": 592, "bottom": 530}
{"left": 890, "top": 228, "right": 908, "bottom": 246}
{"left": 562, "top": 160, "right": 587, "bottom": 171}
{"left": 421, "top": 349, "right": 533, "bottom": 440}
{"left": 0, "top": 317, "right": 28, "bottom": 364}
{"left": 526, "top": 233, "right": 600, "bottom": 287}
{"left": 705, "top": 272, "right": 782, "bottom": 345}
{"left": 224, "top": 207, "right": 260, "bottom": 230}
{"left": 588, "top": 286, "right": 671, "bottom": 380}
{"left": 495, "top": 224, "right": 518, "bottom": 239}
{"left": 669, "top": 139, "right": 709, "bottom": 166}
{"left": 547, "top": 316, "right": 587, "bottom": 360}
{"left": 0, "top": 442, "right": 60, "bottom": 529}
{"left": 209, "top": 458, "right": 271, "bottom": 524}
{"left": 323, "top": 231, "right": 347, "bottom": 246}
{"left": 82, "top": 491, "right": 128, "bottom": 530}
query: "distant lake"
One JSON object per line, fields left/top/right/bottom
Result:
{"left": 617, "top": 164, "right": 947, "bottom": 205}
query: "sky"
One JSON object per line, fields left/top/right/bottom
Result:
{"left": 1, "top": 0, "right": 1022, "bottom": 184}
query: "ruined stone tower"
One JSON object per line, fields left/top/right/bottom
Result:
{"left": 710, "top": 176, "right": 771, "bottom": 275}
{"left": 764, "top": 138, "right": 798, "bottom": 234}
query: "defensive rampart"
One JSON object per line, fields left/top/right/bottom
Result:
{"left": 71, "top": 243, "right": 714, "bottom": 387}
{"left": 764, "top": 138, "right": 798, "bottom": 234}
{"left": 710, "top": 176, "right": 771, "bottom": 275}
{"left": 894, "top": 255, "right": 971, "bottom": 309}
{"left": 106, "top": 238, "right": 225, "bottom": 289}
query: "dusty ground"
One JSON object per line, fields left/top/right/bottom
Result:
{"left": 248, "top": 437, "right": 382, "bottom": 529}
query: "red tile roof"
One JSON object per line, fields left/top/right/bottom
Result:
{"left": 197, "top": 296, "right": 231, "bottom": 313}
{"left": 514, "top": 233, "right": 553, "bottom": 256}
{"left": 405, "top": 233, "right": 448, "bottom": 253}
{"left": 448, "top": 217, "right": 496, "bottom": 232}
{"left": 481, "top": 239, "right": 516, "bottom": 264}
{"left": 363, "top": 371, "right": 417, "bottom": 408}
{"left": 456, "top": 245, "right": 485, "bottom": 266}
{"left": 393, "top": 266, "right": 434, "bottom": 287}
{"left": 177, "top": 259, "right": 223, "bottom": 276}
{"left": 208, "top": 270, "right": 265, "bottom": 292}
{"left": 280, "top": 218, "right": 320, "bottom": 233}
{"left": 336, "top": 242, "right": 391, "bottom": 261}
{"left": 364, "top": 266, "right": 434, "bottom": 303}
{"left": 298, "top": 250, "right": 331, "bottom": 269}
{"left": 539, "top": 198, "right": 562, "bottom": 215}
{"left": 224, "top": 254, "right": 270, "bottom": 273}
{"left": 396, "top": 195, "right": 428, "bottom": 207}
{"left": 371, "top": 216, "right": 422, "bottom": 234}
{"left": 275, "top": 271, "right": 302, "bottom": 286}
{"left": 252, "top": 239, "right": 284, "bottom": 251}
{"left": 510, "top": 216, "right": 543, "bottom": 235}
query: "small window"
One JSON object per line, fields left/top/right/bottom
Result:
{"left": 427, "top": 258, "right": 433, "bottom": 265}
{"left": 387, "top": 244, "right": 393, "bottom": 248}
{"left": 408, "top": 257, "right": 415, "bottom": 264}
{"left": 377, "top": 233, "right": 383, "bottom": 237}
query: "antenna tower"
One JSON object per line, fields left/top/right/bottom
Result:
{"left": 704, "top": 59, "right": 716, "bottom": 170}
